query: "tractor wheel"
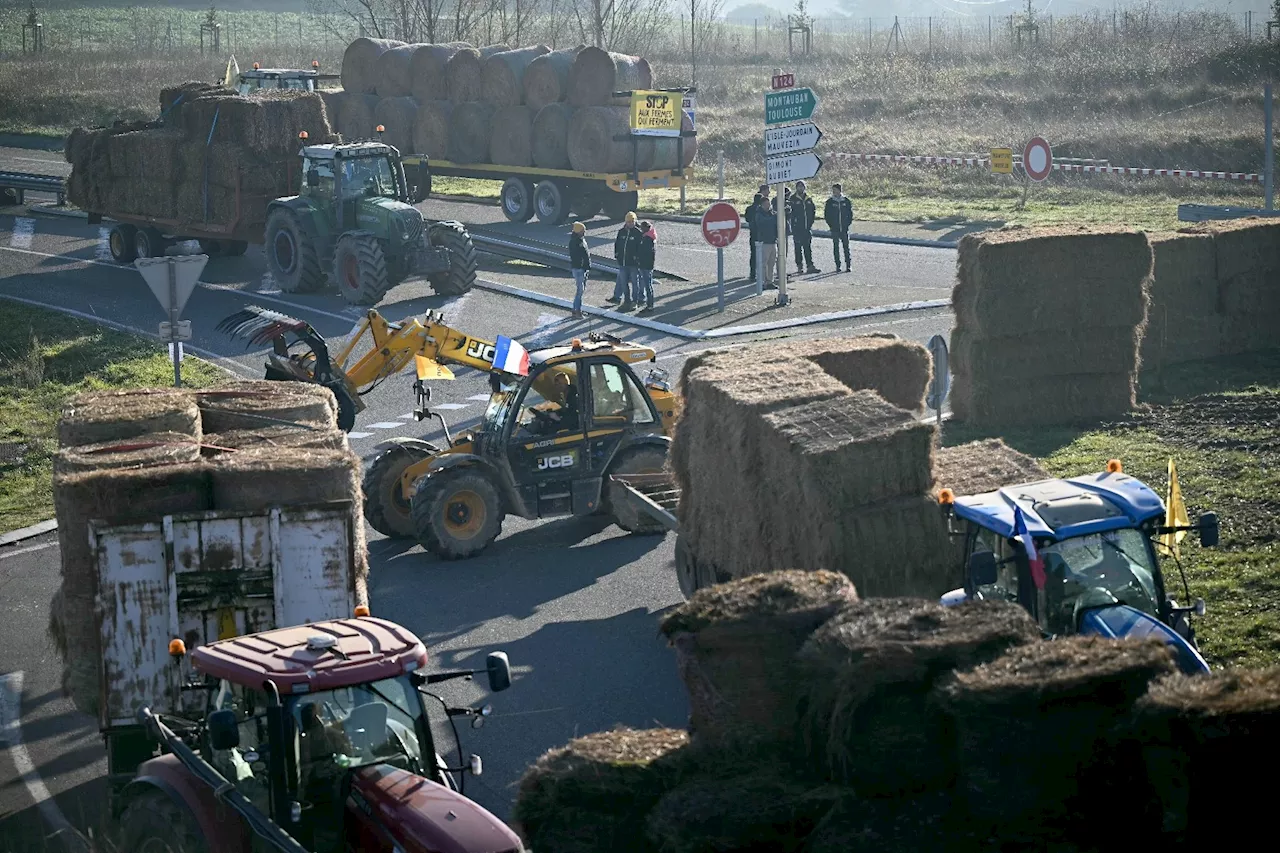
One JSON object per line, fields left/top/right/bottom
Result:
{"left": 333, "top": 232, "right": 392, "bottom": 306}
{"left": 602, "top": 189, "right": 639, "bottom": 222}
{"left": 363, "top": 443, "right": 439, "bottom": 538}
{"left": 571, "top": 184, "right": 606, "bottom": 219}
{"left": 411, "top": 468, "right": 503, "bottom": 559}
{"left": 427, "top": 221, "right": 478, "bottom": 296}
{"left": 265, "top": 208, "right": 325, "bottom": 293}
{"left": 500, "top": 177, "right": 535, "bottom": 223}
{"left": 605, "top": 445, "right": 670, "bottom": 534}
{"left": 675, "top": 533, "right": 716, "bottom": 600}
{"left": 109, "top": 224, "right": 138, "bottom": 263}
{"left": 534, "top": 180, "right": 572, "bottom": 225}
{"left": 120, "top": 789, "right": 209, "bottom": 853}
{"left": 134, "top": 227, "right": 166, "bottom": 259}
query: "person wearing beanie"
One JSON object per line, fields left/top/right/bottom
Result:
{"left": 610, "top": 211, "right": 642, "bottom": 310}
{"left": 636, "top": 220, "right": 657, "bottom": 311}
{"left": 569, "top": 221, "right": 591, "bottom": 318}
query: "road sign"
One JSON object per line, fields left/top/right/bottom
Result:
{"left": 764, "top": 87, "right": 819, "bottom": 126}
{"left": 926, "top": 334, "right": 950, "bottom": 416}
{"left": 630, "top": 90, "right": 681, "bottom": 137}
{"left": 135, "top": 254, "right": 207, "bottom": 316}
{"left": 159, "top": 320, "right": 192, "bottom": 341}
{"left": 701, "top": 202, "right": 741, "bottom": 248}
{"left": 990, "top": 147, "right": 1013, "bottom": 174}
{"left": 683, "top": 93, "right": 696, "bottom": 129}
{"left": 771, "top": 72, "right": 795, "bottom": 90}
{"left": 764, "top": 122, "right": 822, "bottom": 157}
{"left": 1023, "top": 136, "right": 1053, "bottom": 182}
{"left": 766, "top": 151, "right": 822, "bottom": 185}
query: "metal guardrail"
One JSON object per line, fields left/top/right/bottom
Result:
{"left": 0, "top": 170, "right": 65, "bottom": 205}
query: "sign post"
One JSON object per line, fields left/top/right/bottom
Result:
{"left": 136, "top": 254, "right": 207, "bottom": 387}
{"left": 926, "top": 334, "right": 950, "bottom": 427}
{"left": 763, "top": 74, "right": 821, "bottom": 308}
{"left": 702, "top": 200, "right": 741, "bottom": 314}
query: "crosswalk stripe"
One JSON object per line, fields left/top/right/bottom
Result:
{"left": 366, "top": 422, "right": 404, "bottom": 429}
{"left": 347, "top": 431, "right": 374, "bottom": 439}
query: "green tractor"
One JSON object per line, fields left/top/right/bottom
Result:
{"left": 264, "top": 139, "right": 477, "bottom": 305}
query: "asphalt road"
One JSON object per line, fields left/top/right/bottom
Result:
{"left": 0, "top": 193, "right": 958, "bottom": 850}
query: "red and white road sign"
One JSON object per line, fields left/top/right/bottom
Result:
{"left": 1023, "top": 136, "right": 1053, "bottom": 182}
{"left": 771, "top": 73, "right": 795, "bottom": 90}
{"left": 701, "top": 202, "right": 741, "bottom": 248}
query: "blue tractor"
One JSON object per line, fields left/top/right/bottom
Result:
{"left": 938, "top": 460, "right": 1218, "bottom": 674}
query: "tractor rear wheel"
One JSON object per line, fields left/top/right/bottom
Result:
{"left": 605, "top": 445, "right": 670, "bottom": 534}
{"left": 333, "top": 232, "right": 392, "bottom": 306}
{"left": 120, "top": 789, "right": 208, "bottom": 853}
{"left": 364, "top": 443, "right": 439, "bottom": 538}
{"left": 265, "top": 208, "right": 325, "bottom": 293}
{"left": 109, "top": 224, "right": 138, "bottom": 263}
{"left": 427, "top": 221, "right": 478, "bottom": 296}
{"left": 411, "top": 468, "right": 503, "bottom": 559}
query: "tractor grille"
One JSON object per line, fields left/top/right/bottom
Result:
{"left": 400, "top": 209, "right": 423, "bottom": 242}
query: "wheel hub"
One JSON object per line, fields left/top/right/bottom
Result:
{"left": 442, "top": 489, "right": 485, "bottom": 538}
{"left": 343, "top": 254, "right": 360, "bottom": 289}
{"left": 274, "top": 230, "right": 296, "bottom": 274}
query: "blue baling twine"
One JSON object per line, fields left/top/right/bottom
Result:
{"left": 159, "top": 92, "right": 185, "bottom": 124}
{"left": 204, "top": 106, "right": 220, "bottom": 223}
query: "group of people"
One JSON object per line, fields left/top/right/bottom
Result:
{"left": 744, "top": 180, "right": 854, "bottom": 287}
{"left": 567, "top": 212, "right": 656, "bottom": 318}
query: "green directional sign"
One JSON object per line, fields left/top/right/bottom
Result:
{"left": 764, "top": 87, "right": 819, "bottom": 126}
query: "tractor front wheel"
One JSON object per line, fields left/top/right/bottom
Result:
{"left": 364, "top": 443, "right": 439, "bottom": 538}
{"left": 333, "top": 232, "right": 392, "bottom": 306}
{"left": 265, "top": 208, "right": 324, "bottom": 293}
{"left": 120, "top": 789, "right": 209, "bottom": 853}
{"left": 427, "top": 221, "right": 478, "bottom": 296}
{"left": 605, "top": 446, "right": 670, "bottom": 534}
{"left": 410, "top": 468, "right": 503, "bottom": 559}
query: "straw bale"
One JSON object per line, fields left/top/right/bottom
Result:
{"left": 174, "top": 182, "right": 256, "bottom": 230}
{"left": 951, "top": 326, "right": 1142, "bottom": 382}
{"left": 523, "top": 45, "right": 585, "bottom": 111}
{"left": 373, "top": 96, "right": 418, "bottom": 154}
{"left": 937, "top": 635, "right": 1177, "bottom": 833}
{"left": 784, "top": 335, "right": 932, "bottom": 411}
{"left": 179, "top": 142, "right": 293, "bottom": 193}
{"left": 949, "top": 370, "right": 1136, "bottom": 427}
{"left": 160, "top": 81, "right": 235, "bottom": 123}
{"left": 798, "top": 598, "right": 1038, "bottom": 794}
{"left": 489, "top": 106, "right": 533, "bottom": 166}
{"left": 481, "top": 45, "right": 551, "bottom": 106}
{"left": 1140, "top": 307, "right": 1226, "bottom": 371}
{"left": 373, "top": 44, "right": 421, "bottom": 97}
{"left": 531, "top": 102, "right": 574, "bottom": 169}
{"left": 953, "top": 226, "right": 1153, "bottom": 334}
{"left": 179, "top": 94, "right": 263, "bottom": 148}
{"left": 1148, "top": 231, "right": 1222, "bottom": 318}
{"left": 59, "top": 388, "right": 200, "bottom": 448}
{"left": 105, "top": 130, "right": 184, "bottom": 182}
{"left": 567, "top": 47, "right": 653, "bottom": 106}
{"left": 931, "top": 439, "right": 1048, "bottom": 498}
{"left": 54, "top": 431, "right": 203, "bottom": 475}
{"left": 410, "top": 44, "right": 470, "bottom": 102}
{"left": 342, "top": 37, "right": 405, "bottom": 95}
{"left": 649, "top": 109, "right": 698, "bottom": 170}
{"left": 804, "top": 791, "right": 965, "bottom": 853}
{"left": 317, "top": 89, "right": 346, "bottom": 134}
{"left": 1201, "top": 216, "right": 1280, "bottom": 298}
{"left": 567, "top": 105, "right": 655, "bottom": 173}
{"left": 412, "top": 100, "right": 453, "bottom": 159}
{"left": 251, "top": 90, "right": 335, "bottom": 150}
{"left": 448, "top": 102, "right": 495, "bottom": 163}
{"left": 195, "top": 381, "right": 338, "bottom": 433}
{"left": 446, "top": 46, "right": 512, "bottom": 104}
{"left": 202, "top": 425, "right": 350, "bottom": 455}
{"left": 339, "top": 92, "right": 379, "bottom": 141}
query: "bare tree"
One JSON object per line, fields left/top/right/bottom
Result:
{"left": 571, "top": 0, "right": 670, "bottom": 53}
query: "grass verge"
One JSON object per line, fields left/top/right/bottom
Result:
{"left": 0, "top": 300, "right": 225, "bottom": 532}
{"left": 943, "top": 350, "right": 1280, "bottom": 669}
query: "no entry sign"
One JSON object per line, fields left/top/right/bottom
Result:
{"left": 701, "top": 202, "right": 741, "bottom": 248}
{"left": 1023, "top": 136, "right": 1053, "bottom": 182}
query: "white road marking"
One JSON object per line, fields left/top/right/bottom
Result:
{"left": 429, "top": 403, "right": 468, "bottom": 410}
{"left": 347, "top": 431, "right": 374, "bottom": 439}
{"left": 258, "top": 271, "right": 281, "bottom": 294}
{"left": 0, "top": 671, "right": 76, "bottom": 841}
{"left": 94, "top": 227, "right": 111, "bottom": 262}
{"left": 9, "top": 156, "right": 62, "bottom": 165}
{"left": 9, "top": 217, "right": 34, "bottom": 249}
{"left": 440, "top": 291, "right": 474, "bottom": 324}
{"left": 468, "top": 394, "right": 490, "bottom": 401}
{"left": 0, "top": 540, "right": 58, "bottom": 560}
{"left": 366, "top": 422, "right": 405, "bottom": 429}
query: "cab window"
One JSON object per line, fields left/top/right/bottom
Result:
{"left": 969, "top": 525, "right": 1019, "bottom": 603}
{"left": 208, "top": 680, "right": 272, "bottom": 814}
{"left": 588, "top": 363, "right": 654, "bottom": 426}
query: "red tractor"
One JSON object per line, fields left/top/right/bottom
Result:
{"left": 117, "top": 616, "right": 524, "bottom": 852}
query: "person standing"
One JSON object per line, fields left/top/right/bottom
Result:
{"left": 609, "top": 212, "right": 641, "bottom": 310}
{"left": 824, "top": 183, "right": 853, "bottom": 272}
{"left": 569, "top": 221, "right": 590, "bottom": 318}
{"left": 743, "top": 192, "right": 762, "bottom": 280}
{"left": 790, "top": 180, "right": 819, "bottom": 274}
{"left": 636, "top": 220, "right": 657, "bottom": 312}
{"left": 753, "top": 195, "right": 779, "bottom": 289}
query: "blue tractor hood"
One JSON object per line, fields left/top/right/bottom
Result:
{"left": 1079, "top": 604, "right": 1210, "bottom": 675}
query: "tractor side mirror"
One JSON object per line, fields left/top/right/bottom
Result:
{"left": 206, "top": 709, "right": 240, "bottom": 751}
{"left": 486, "top": 652, "right": 511, "bottom": 693}
{"left": 1198, "top": 512, "right": 1219, "bottom": 548}
{"left": 306, "top": 169, "right": 320, "bottom": 187}
{"left": 968, "top": 551, "right": 998, "bottom": 587}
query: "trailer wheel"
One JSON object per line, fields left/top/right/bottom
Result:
{"left": 333, "top": 232, "right": 391, "bottom": 306}
{"left": 605, "top": 446, "right": 670, "bottom": 534}
{"left": 603, "top": 189, "right": 639, "bottom": 222}
{"left": 120, "top": 789, "right": 209, "bottom": 853}
{"left": 265, "top": 208, "right": 325, "bottom": 293}
{"left": 109, "top": 224, "right": 138, "bottom": 263}
{"left": 364, "top": 443, "right": 440, "bottom": 538}
{"left": 427, "top": 221, "right": 478, "bottom": 296}
{"left": 500, "top": 177, "right": 535, "bottom": 223}
{"left": 134, "top": 227, "right": 166, "bottom": 259}
{"left": 571, "top": 184, "right": 606, "bottom": 219}
{"left": 534, "top": 180, "right": 572, "bottom": 225}
{"left": 411, "top": 468, "right": 503, "bottom": 559}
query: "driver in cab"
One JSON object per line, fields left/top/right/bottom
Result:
{"left": 526, "top": 371, "right": 580, "bottom": 436}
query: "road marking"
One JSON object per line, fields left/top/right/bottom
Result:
{"left": 94, "top": 227, "right": 111, "bottom": 262}
{"left": 347, "top": 431, "right": 374, "bottom": 439}
{"left": 258, "top": 271, "right": 281, "bottom": 294}
{"left": 0, "top": 541, "right": 58, "bottom": 560}
{"left": 468, "top": 394, "right": 490, "bottom": 401}
{"left": 365, "top": 422, "right": 405, "bottom": 429}
{"left": 440, "top": 291, "right": 473, "bottom": 324}
{"left": 429, "top": 403, "right": 468, "bottom": 411}
{"left": 9, "top": 217, "right": 34, "bottom": 249}
{"left": 0, "top": 671, "right": 77, "bottom": 843}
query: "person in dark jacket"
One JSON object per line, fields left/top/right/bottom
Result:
{"left": 609, "top": 212, "right": 642, "bottom": 309}
{"left": 743, "top": 193, "right": 762, "bottom": 280}
{"left": 569, "top": 221, "right": 590, "bottom": 318}
{"left": 789, "top": 180, "right": 819, "bottom": 274}
{"left": 636, "top": 221, "right": 657, "bottom": 311}
{"left": 823, "top": 183, "right": 853, "bottom": 272}
{"left": 753, "top": 196, "right": 779, "bottom": 289}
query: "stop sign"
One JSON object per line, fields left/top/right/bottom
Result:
{"left": 701, "top": 202, "right": 741, "bottom": 248}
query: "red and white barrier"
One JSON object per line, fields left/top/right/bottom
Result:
{"left": 828, "top": 151, "right": 1262, "bottom": 182}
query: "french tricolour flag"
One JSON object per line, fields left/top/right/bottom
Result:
{"left": 1013, "top": 506, "right": 1047, "bottom": 590}
{"left": 492, "top": 335, "right": 530, "bottom": 376}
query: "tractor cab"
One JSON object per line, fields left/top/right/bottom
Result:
{"left": 939, "top": 463, "right": 1218, "bottom": 675}
{"left": 236, "top": 63, "right": 339, "bottom": 95}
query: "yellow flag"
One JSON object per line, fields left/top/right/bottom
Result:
{"left": 222, "top": 54, "right": 240, "bottom": 87}
{"left": 1160, "top": 457, "right": 1190, "bottom": 558}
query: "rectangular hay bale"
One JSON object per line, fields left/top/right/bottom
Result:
{"left": 931, "top": 439, "right": 1049, "bottom": 499}
{"left": 830, "top": 494, "right": 957, "bottom": 598}
{"left": 785, "top": 336, "right": 932, "bottom": 412}
{"left": 950, "top": 370, "right": 1136, "bottom": 428}
{"left": 950, "top": 326, "right": 1142, "bottom": 381}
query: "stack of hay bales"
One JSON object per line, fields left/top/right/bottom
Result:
{"left": 48, "top": 382, "right": 362, "bottom": 719}
{"left": 949, "top": 226, "right": 1154, "bottom": 427}
{"left": 1140, "top": 231, "right": 1225, "bottom": 372}
{"left": 1194, "top": 217, "right": 1280, "bottom": 357}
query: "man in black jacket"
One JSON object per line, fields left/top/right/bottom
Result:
{"left": 743, "top": 183, "right": 769, "bottom": 280}
{"left": 789, "top": 180, "right": 819, "bottom": 274}
{"left": 609, "top": 212, "right": 642, "bottom": 310}
{"left": 569, "top": 221, "right": 591, "bottom": 318}
{"left": 823, "top": 183, "right": 853, "bottom": 272}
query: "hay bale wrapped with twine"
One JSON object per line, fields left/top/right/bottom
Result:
{"left": 374, "top": 43, "right": 424, "bottom": 97}
{"left": 1142, "top": 232, "right": 1225, "bottom": 370}
{"left": 951, "top": 325, "right": 1144, "bottom": 382}
{"left": 568, "top": 106, "right": 655, "bottom": 173}
{"left": 448, "top": 102, "right": 495, "bottom": 163}
{"left": 412, "top": 100, "right": 453, "bottom": 159}
{"left": 1190, "top": 217, "right": 1280, "bottom": 355}
{"left": 51, "top": 462, "right": 213, "bottom": 716}
{"left": 58, "top": 388, "right": 200, "bottom": 448}
{"left": 54, "top": 431, "right": 203, "bottom": 475}
{"left": 659, "top": 571, "right": 858, "bottom": 745}
{"left": 950, "top": 371, "right": 1138, "bottom": 427}
{"left": 512, "top": 727, "right": 689, "bottom": 853}
{"left": 342, "top": 37, "right": 405, "bottom": 94}
{"left": 195, "top": 380, "right": 337, "bottom": 434}
{"left": 803, "top": 791, "right": 967, "bottom": 853}
{"left": 338, "top": 93, "right": 379, "bottom": 140}
{"left": 567, "top": 47, "right": 653, "bottom": 106}
{"left": 936, "top": 635, "right": 1177, "bottom": 837}
{"left": 489, "top": 106, "right": 533, "bottom": 166}
{"left": 373, "top": 96, "right": 418, "bottom": 154}
{"left": 409, "top": 43, "right": 472, "bottom": 102}
{"left": 202, "top": 425, "right": 349, "bottom": 455}
{"left": 1132, "top": 667, "right": 1280, "bottom": 841}
{"left": 532, "top": 102, "right": 574, "bottom": 169}
{"left": 160, "top": 81, "right": 235, "bottom": 122}
{"left": 931, "top": 439, "right": 1048, "bottom": 499}
{"left": 481, "top": 45, "right": 551, "bottom": 106}
{"left": 523, "top": 45, "right": 585, "bottom": 110}
{"left": 446, "top": 45, "right": 511, "bottom": 104}
{"left": 798, "top": 598, "right": 1038, "bottom": 795}
{"left": 787, "top": 335, "right": 932, "bottom": 412}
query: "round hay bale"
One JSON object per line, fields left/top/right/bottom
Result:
{"left": 489, "top": 106, "right": 533, "bottom": 167}
{"left": 196, "top": 380, "right": 337, "bottom": 434}
{"left": 54, "top": 431, "right": 203, "bottom": 475}
{"left": 797, "top": 598, "right": 1039, "bottom": 795}
{"left": 446, "top": 45, "right": 511, "bottom": 104}
{"left": 374, "top": 43, "right": 423, "bottom": 97}
{"left": 202, "top": 425, "right": 350, "bottom": 455}
{"left": 480, "top": 45, "right": 550, "bottom": 106}
{"left": 373, "top": 96, "right": 419, "bottom": 154}
{"left": 342, "top": 37, "right": 405, "bottom": 95}
{"left": 567, "top": 106, "right": 654, "bottom": 173}
{"left": 567, "top": 47, "right": 653, "bottom": 106}
{"left": 338, "top": 92, "right": 379, "bottom": 140}
{"left": 448, "top": 102, "right": 494, "bottom": 163}
{"left": 523, "top": 45, "right": 585, "bottom": 111}
{"left": 58, "top": 388, "right": 200, "bottom": 448}
{"left": 532, "top": 102, "right": 574, "bottom": 169}
{"left": 409, "top": 43, "right": 469, "bottom": 101}
{"left": 412, "top": 100, "right": 453, "bottom": 159}
{"left": 649, "top": 109, "right": 697, "bottom": 169}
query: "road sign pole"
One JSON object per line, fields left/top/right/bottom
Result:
{"left": 1266, "top": 82, "right": 1274, "bottom": 211}
{"left": 717, "top": 150, "right": 726, "bottom": 313}
{"left": 777, "top": 195, "right": 788, "bottom": 306}
{"left": 167, "top": 259, "right": 182, "bottom": 387}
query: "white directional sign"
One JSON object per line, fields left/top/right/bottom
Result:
{"left": 765, "top": 151, "right": 822, "bottom": 185}
{"left": 764, "top": 122, "right": 822, "bottom": 157}
{"left": 135, "top": 254, "right": 207, "bottom": 316}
